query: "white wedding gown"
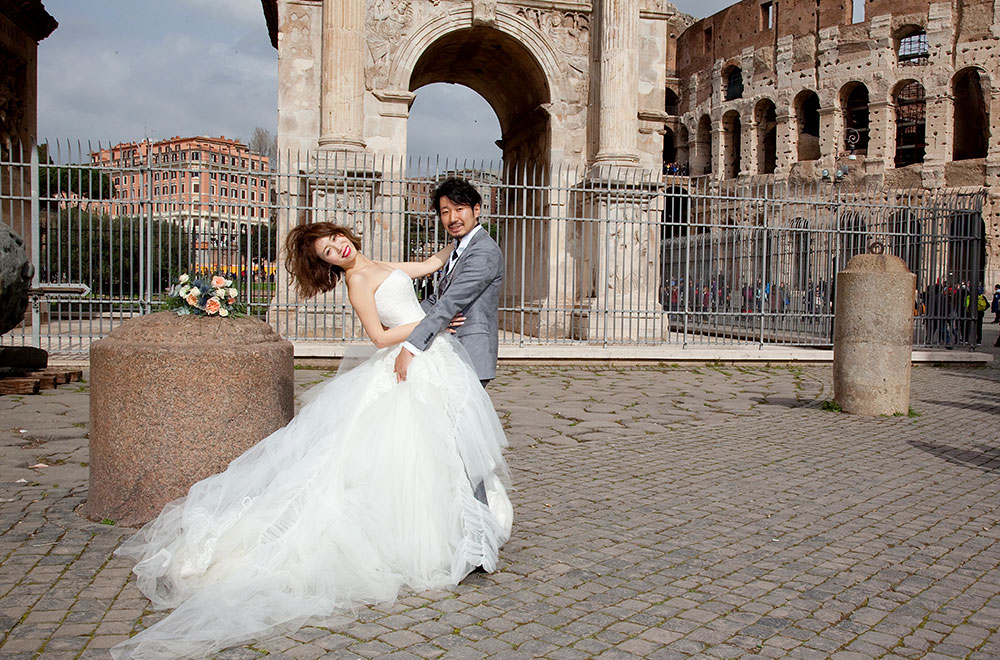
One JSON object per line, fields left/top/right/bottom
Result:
{"left": 111, "top": 270, "right": 513, "bottom": 660}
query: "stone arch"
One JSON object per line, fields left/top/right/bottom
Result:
{"left": 894, "top": 24, "right": 929, "bottom": 66}
{"left": 723, "top": 63, "right": 744, "bottom": 101}
{"left": 892, "top": 79, "right": 926, "bottom": 167}
{"left": 952, "top": 67, "right": 990, "bottom": 161}
{"left": 665, "top": 87, "right": 680, "bottom": 115}
{"left": 722, "top": 110, "right": 742, "bottom": 178}
{"left": 754, "top": 98, "right": 777, "bottom": 174}
{"left": 840, "top": 81, "right": 871, "bottom": 153}
{"left": 794, "top": 89, "right": 821, "bottom": 161}
{"left": 676, "top": 124, "right": 690, "bottom": 171}
{"left": 388, "top": 7, "right": 563, "bottom": 166}
{"left": 695, "top": 115, "right": 713, "bottom": 175}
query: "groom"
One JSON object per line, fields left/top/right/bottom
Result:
{"left": 394, "top": 177, "right": 502, "bottom": 386}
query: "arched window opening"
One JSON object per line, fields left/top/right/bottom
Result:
{"left": 894, "top": 81, "right": 926, "bottom": 167}
{"left": 796, "top": 91, "right": 821, "bottom": 161}
{"left": 896, "top": 27, "right": 929, "bottom": 66}
{"left": 723, "top": 110, "right": 742, "bottom": 179}
{"left": 724, "top": 66, "right": 744, "bottom": 101}
{"left": 843, "top": 83, "right": 870, "bottom": 153}
{"left": 953, "top": 68, "right": 989, "bottom": 161}
{"left": 676, "top": 124, "right": 690, "bottom": 173}
{"left": 665, "top": 88, "right": 680, "bottom": 115}
{"left": 756, "top": 99, "right": 777, "bottom": 174}
{"left": 663, "top": 127, "right": 677, "bottom": 173}
{"left": 696, "top": 116, "right": 713, "bottom": 175}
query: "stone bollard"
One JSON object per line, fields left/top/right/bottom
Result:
{"left": 833, "top": 253, "right": 915, "bottom": 416}
{"left": 85, "top": 311, "right": 294, "bottom": 527}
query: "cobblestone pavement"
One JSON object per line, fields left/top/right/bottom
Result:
{"left": 1, "top": 330, "right": 999, "bottom": 659}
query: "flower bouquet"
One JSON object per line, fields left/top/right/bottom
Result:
{"left": 164, "top": 273, "right": 246, "bottom": 317}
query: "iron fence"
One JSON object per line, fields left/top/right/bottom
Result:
{"left": 0, "top": 140, "right": 986, "bottom": 355}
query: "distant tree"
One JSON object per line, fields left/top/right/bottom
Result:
{"left": 45, "top": 206, "right": 192, "bottom": 295}
{"left": 248, "top": 127, "right": 277, "bottom": 163}
{"left": 36, "top": 145, "right": 114, "bottom": 212}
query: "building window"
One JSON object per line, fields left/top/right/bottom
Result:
{"left": 192, "top": 181, "right": 200, "bottom": 193}
{"left": 760, "top": 1, "right": 773, "bottom": 29}
{"left": 191, "top": 151, "right": 201, "bottom": 161}
{"left": 171, "top": 185, "right": 177, "bottom": 194}
{"left": 894, "top": 81, "right": 926, "bottom": 167}
{"left": 842, "top": 83, "right": 871, "bottom": 153}
{"left": 723, "top": 110, "right": 742, "bottom": 178}
{"left": 796, "top": 90, "right": 821, "bottom": 161}
{"left": 724, "top": 66, "right": 743, "bottom": 100}
{"left": 897, "top": 28, "right": 929, "bottom": 66}
{"left": 756, "top": 99, "right": 777, "bottom": 174}
{"left": 953, "top": 67, "right": 989, "bottom": 160}
{"left": 703, "top": 27, "right": 712, "bottom": 54}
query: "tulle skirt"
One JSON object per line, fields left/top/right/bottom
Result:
{"left": 111, "top": 336, "right": 512, "bottom": 660}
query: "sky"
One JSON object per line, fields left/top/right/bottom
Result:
{"left": 36, "top": 0, "right": 733, "bottom": 163}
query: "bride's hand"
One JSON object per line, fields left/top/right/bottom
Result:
{"left": 447, "top": 314, "right": 465, "bottom": 334}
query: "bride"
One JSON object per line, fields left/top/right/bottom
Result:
{"left": 110, "top": 223, "right": 513, "bottom": 660}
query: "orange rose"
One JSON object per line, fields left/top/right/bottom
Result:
{"left": 205, "top": 297, "right": 222, "bottom": 314}
{"left": 210, "top": 275, "right": 226, "bottom": 288}
{"left": 185, "top": 292, "right": 200, "bottom": 306}
{"left": 227, "top": 297, "right": 235, "bottom": 305}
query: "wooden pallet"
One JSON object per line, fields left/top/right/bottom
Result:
{"left": 0, "top": 369, "right": 83, "bottom": 396}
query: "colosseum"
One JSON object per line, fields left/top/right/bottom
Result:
{"left": 670, "top": 0, "right": 999, "bottom": 284}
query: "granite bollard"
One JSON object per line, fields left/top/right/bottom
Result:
{"left": 833, "top": 253, "right": 915, "bottom": 416}
{"left": 85, "top": 311, "right": 294, "bottom": 527}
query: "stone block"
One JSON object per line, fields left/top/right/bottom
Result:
{"left": 84, "top": 311, "right": 294, "bottom": 527}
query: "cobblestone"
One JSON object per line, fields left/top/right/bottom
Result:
{"left": 2, "top": 332, "right": 1000, "bottom": 658}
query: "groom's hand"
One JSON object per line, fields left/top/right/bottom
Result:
{"left": 394, "top": 347, "right": 414, "bottom": 382}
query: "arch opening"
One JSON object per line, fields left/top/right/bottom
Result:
{"left": 842, "top": 83, "right": 871, "bottom": 154}
{"left": 894, "top": 81, "right": 926, "bottom": 167}
{"left": 410, "top": 26, "right": 551, "bottom": 168}
{"left": 755, "top": 99, "right": 777, "bottom": 174}
{"left": 795, "top": 91, "right": 821, "bottom": 161}
{"left": 723, "top": 110, "right": 742, "bottom": 179}
{"left": 952, "top": 68, "right": 989, "bottom": 161}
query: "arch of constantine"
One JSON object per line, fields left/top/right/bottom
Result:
{"left": 260, "top": 0, "right": 997, "bottom": 345}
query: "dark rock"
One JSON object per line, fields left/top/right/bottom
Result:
{"left": 0, "top": 225, "right": 34, "bottom": 335}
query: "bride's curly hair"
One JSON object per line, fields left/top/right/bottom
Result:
{"left": 284, "top": 222, "right": 363, "bottom": 298}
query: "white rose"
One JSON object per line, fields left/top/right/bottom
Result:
{"left": 219, "top": 308, "right": 230, "bottom": 317}
{"left": 178, "top": 285, "right": 190, "bottom": 297}
{"left": 227, "top": 287, "right": 239, "bottom": 298}
{"left": 189, "top": 287, "right": 201, "bottom": 297}
{"left": 178, "top": 273, "right": 190, "bottom": 283}
{"left": 215, "top": 288, "right": 226, "bottom": 297}
{"left": 224, "top": 279, "right": 234, "bottom": 287}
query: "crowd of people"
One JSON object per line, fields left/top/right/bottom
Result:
{"left": 658, "top": 278, "right": 831, "bottom": 317}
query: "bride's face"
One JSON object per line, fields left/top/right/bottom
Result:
{"left": 314, "top": 233, "right": 357, "bottom": 267}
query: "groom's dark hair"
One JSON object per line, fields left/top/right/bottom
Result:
{"left": 432, "top": 177, "right": 482, "bottom": 215}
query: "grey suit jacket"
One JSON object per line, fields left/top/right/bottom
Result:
{"left": 406, "top": 228, "right": 502, "bottom": 381}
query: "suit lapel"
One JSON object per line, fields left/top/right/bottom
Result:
{"left": 439, "top": 228, "right": 485, "bottom": 293}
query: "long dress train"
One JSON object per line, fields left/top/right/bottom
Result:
{"left": 111, "top": 269, "right": 513, "bottom": 659}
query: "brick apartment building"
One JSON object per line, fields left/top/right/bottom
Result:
{"left": 90, "top": 136, "right": 271, "bottom": 271}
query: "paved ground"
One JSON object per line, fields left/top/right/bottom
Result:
{"left": 1, "top": 326, "right": 999, "bottom": 659}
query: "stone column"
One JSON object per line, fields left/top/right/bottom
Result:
{"left": 866, "top": 100, "right": 892, "bottom": 171}
{"left": 775, "top": 112, "right": 795, "bottom": 176}
{"left": 318, "top": 0, "right": 366, "bottom": 151}
{"left": 592, "top": 0, "right": 640, "bottom": 168}
{"left": 833, "top": 254, "right": 915, "bottom": 416}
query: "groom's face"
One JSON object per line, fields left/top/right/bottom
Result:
{"left": 438, "top": 196, "right": 480, "bottom": 239}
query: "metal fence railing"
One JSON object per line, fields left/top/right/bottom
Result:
{"left": 0, "top": 139, "right": 987, "bottom": 355}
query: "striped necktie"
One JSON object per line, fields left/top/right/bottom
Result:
{"left": 446, "top": 242, "right": 460, "bottom": 274}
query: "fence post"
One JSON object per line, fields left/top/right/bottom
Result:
{"left": 143, "top": 140, "right": 153, "bottom": 315}
{"left": 29, "top": 139, "right": 41, "bottom": 348}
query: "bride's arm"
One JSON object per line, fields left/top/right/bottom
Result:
{"left": 385, "top": 243, "right": 454, "bottom": 280}
{"left": 347, "top": 278, "right": 420, "bottom": 349}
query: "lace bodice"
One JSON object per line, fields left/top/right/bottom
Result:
{"left": 374, "top": 270, "right": 426, "bottom": 329}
